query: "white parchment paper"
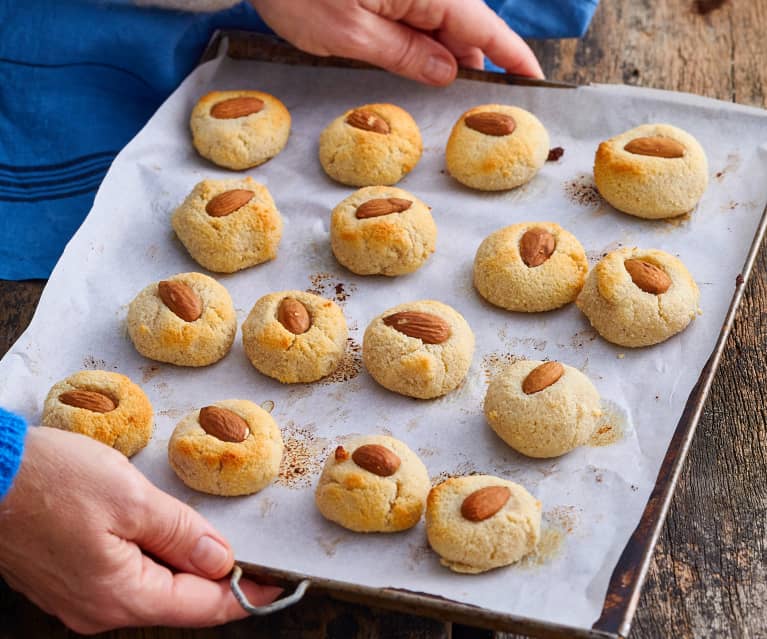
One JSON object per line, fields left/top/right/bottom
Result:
{"left": 1, "top": 52, "right": 766, "bottom": 631}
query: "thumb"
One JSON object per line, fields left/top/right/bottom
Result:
{"left": 341, "top": 14, "right": 457, "bottom": 86}
{"left": 127, "top": 482, "right": 234, "bottom": 580}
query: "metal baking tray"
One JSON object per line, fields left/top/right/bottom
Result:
{"left": 195, "top": 30, "right": 767, "bottom": 639}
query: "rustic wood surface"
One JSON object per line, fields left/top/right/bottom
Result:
{"left": 1, "top": 0, "right": 766, "bottom": 637}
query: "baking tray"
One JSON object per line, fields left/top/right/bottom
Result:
{"left": 198, "top": 31, "right": 767, "bottom": 638}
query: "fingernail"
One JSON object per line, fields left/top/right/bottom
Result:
{"left": 424, "top": 55, "right": 454, "bottom": 85}
{"left": 190, "top": 535, "right": 230, "bottom": 576}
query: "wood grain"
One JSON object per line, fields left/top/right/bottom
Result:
{"left": 2, "top": 0, "right": 766, "bottom": 637}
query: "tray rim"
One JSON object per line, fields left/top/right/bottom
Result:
{"left": 198, "top": 30, "right": 767, "bottom": 638}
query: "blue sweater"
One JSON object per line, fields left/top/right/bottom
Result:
{"left": 0, "top": 409, "right": 27, "bottom": 500}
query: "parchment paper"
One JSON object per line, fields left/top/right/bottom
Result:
{"left": 1, "top": 50, "right": 766, "bottom": 631}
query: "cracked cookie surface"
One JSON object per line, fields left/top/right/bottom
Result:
{"left": 168, "top": 399, "right": 283, "bottom": 496}
{"left": 330, "top": 185, "right": 436, "bottom": 276}
{"left": 242, "top": 290, "right": 348, "bottom": 383}
{"left": 576, "top": 247, "right": 699, "bottom": 347}
{"left": 362, "top": 300, "right": 474, "bottom": 399}
{"left": 315, "top": 434, "right": 429, "bottom": 532}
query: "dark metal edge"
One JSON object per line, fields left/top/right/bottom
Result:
{"left": 198, "top": 28, "right": 766, "bottom": 638}
{"left": 592, "top": 202, "right": 767, "bottom": 637}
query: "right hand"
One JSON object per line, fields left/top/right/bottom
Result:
{"left": 0, "top": 426, "right": 282, "bottom": 634}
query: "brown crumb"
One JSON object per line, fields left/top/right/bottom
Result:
{"left": 564, "top": 175, "right": 602, "bottom": 207}
{"left": 276, "top": 423, "right": 332, "bottom": 489}
{"left": 694, "top": 0, "right": 728, "bottom": 15}
{"left": 481, "top": 352, "right": 522, "bottom": 383}
{"left": 547, "top": 147, "right": 565, "bottom": 162}
{"left": 307, "top": 272, "right": 356, "bottom": 304}
{"left": 736, "top": 273, "right": 744, "bottom": 286}
{"left": 318, "top": 338, "right": 362, "bottom": 385}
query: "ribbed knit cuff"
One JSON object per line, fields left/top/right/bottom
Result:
{"left": 0, "top": 408, "right": 28, "bottom": 500}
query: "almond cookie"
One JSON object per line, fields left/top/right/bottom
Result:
{"left": 127, "top": 272, "right": 236, "bottom": 367}
{"left": 41, "top": 370, "right": 152, "bottom": 457}
{"left": 362, "top": 300, "right": 475, "bottom": 399}
{"left": 190, "top": 90, "right": 291, "bottom": 170}
{"left": 318, "top": 103, "right": 423, "bottom": 186}
{"left": 594, "top": 123, "right": 708, "bottom": 219}
{"left": 168, "top": 400, "right": 283, "bottom": 496}
{"left": 242, "top": 291, "right": 348, "bottom": 383}
{"left": 426, "top": 475, "right": 541, "bottom": 574}
{"left": 474, "top": 222, "right": 588, "bottom": 312}
{"left": 171, "top": 177, "right": 282, "bottom": 273}
{"left": 330, "top": 186, "right": 436, "bottom": 276}
{"left": 576, "top": 247, "right": 700, "bottom": 347}
{"left": 484, "top": 360, "right": 602, "bottom": 458}
{"left": 315, "top": 435, "right": 430, "bottom": 533}
{"left": 445, "top": 105, "right": 549, "bottom": 191}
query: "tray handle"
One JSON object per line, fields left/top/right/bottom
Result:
{"left": 230, "top": 564, "right": 311, "bottom": 616}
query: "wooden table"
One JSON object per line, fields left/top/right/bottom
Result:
{"left": 1, "top": 0, "right": 765, "bottom": 637}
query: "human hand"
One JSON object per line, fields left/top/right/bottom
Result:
{"left": 0, "top": 426, "right": 282, "bottom": 634}
{"left": 249, "top": 0, "right": 543, "bottom": 85}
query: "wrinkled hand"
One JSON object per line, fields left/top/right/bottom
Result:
{"left": 0, "top": 427, "right": 281, "bottom": 634}
{"left": 250, "top": 0, "right": 543, "bottom": 85}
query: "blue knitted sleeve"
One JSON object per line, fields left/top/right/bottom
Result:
{"left": 0, "top": 408, "right": 28, "bottom": 500}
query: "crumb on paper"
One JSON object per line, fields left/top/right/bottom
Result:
{"left": 569, "top": 328, "right": 598, "bottom": 350}
{"left": 318, "top": 338, "right": 362, "bottom": 385}
{"left": 617, "top": 353, "right": 625, "bottom": 359}
{"left": 430, "top": 459, "right": 480, "bottom": 486}
{"left": 316, "top": 534, "right": 347, "bottom": 557}
{"left": 306, "top": 272, "right": 357, "bottom": 304}
{"left": 82, "top": 355, "right": 110, "bottom": 370}
{"left": 481, "top": 352, "right": 523, "bottom": 383}
{"left": 260, "top": 399, "right": 275, "bottom": 413}
{"left": 141, "top": 364, "right": 161, "bottom": 383}
{"left": 277, "top": 422, "right": 332, "bottom": 489}
{"left": 520, "top": 527, "right": 565, "bottom": 568}
{"left": 589, "top": 402, "right": 626, "bottom": 447}
{"left": 564, "top": 174, "right": 602, "bottom": 208}
{"left": 547, "top": 147, "right": 565, "bottom": 162}
{"left": 157, "top": 407, "right": 188, "bottom": 420}
{"left": 407, "top": 542, "right": 433, "bottom": 569}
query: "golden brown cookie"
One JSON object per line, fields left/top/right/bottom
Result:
{"left": 484, "top": 360, "right": 602, "bottom": 458}
{"left": 41, "top": 370, "right": 153, "bottom": 457}
{"left": 445, "top": 105, "right": 549, "bottom": 191}
{"left": 190, "top": 90, "right": 291, "bottom": 170}
{"left": 315, "top": 435, "right": 430, "bottom": 532}
{"left": 576, "top": 247, "right": 700, "bottom": 347}
{"left": 426, "top": 475, "right": 541, "bottom": 573}
{"left": 241, "top": 291, "right": 348, "bottom": 383}
{"left": 473, "top": 222, "right": 588, "bottom": 312}
{"left": 171, "top": 177, "right": 282, "bottom": 273}
{"left": 127, "top": 272, "right": 237, "bottom": 366}
{"left": 168, "top": 400, "right": 283, "bottom": 496}
{"left": 593, "top": 123, "right": 708, "bottom": 219}
{"left": 362, "top": 300, "right": 475, "bottom": 399}
{"left": 330, "top": 186, "right": 436, "bottom": 276}
{"left": 318, "top": 104, "right": 422, "bottom": 186}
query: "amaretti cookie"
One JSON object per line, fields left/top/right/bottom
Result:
{"left": 318, "top": 104, "right": 422, "bottom": 186}
{"left": 168, "top": 400, "right": 283, "bottom": 496}
{"left": 171, "top": 177, "right": 282, "bottom": 273}
{"left": 484, "top": 360, "right": 601, "bottom": 458}
{"left": 330, "top": 186, "right": 436, "bottom": 276}
{"left": 190, "top": 90, "right": 291, "bottom": 170}
{"left": 41, "top": 370, "right": 152, "bottom": 457}
{"left": 315, "top": 435, "right": 430, "bottom": 532}
{"left": 445, "top": 105, "right": 549, "bottom": 191}
{"left": 242, "top": 291, "right": 348, "bottom": 383}
{"left": 474, "top": 222, "right": 588, "bottom": 312}
{"left": 594, "top": 123, "right": 708, "bottom": 219}
{"left": 426, "top": 475, "right": 541, "bottom": 574}
{"left": 576, "top": 247, "right": 700, "bottom": 347}
{"left": 363, "top": 300, "right": 474, "bottom": 399}
{"left": 127, "top": 272, "right": 236, "bottom": 367}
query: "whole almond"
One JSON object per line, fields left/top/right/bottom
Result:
{"left": 277, "top": 297, "right": 311, "bottom": 334}
{"left": 59, "top": 390, "right": 117, "bottom": 413}
{"left": 206, "top": 189, "right": 254, "bottom": 217}
{"left": 624, "top": 136, "right": 685, "bottom": 159}
{"left": 210, "top": 96, "right": 264, "bottom": 119}
{"left": 199, "top": 405, "right": 249, "bottom": 443}
{"left": 158, "top": 280, "right": 202, "bottom": 322}
{"left": 464, "top": 112, "right": 516, "bottom": 136}
{"left": 345, "top": 109, "right": 390, "bottom": 134}
{"left": 461, "top": 486, "right": 511, "bottom": 522}
{"left": 355, "top": 198, "right": 413, "bottom": 219}
{"left": 351, "top": 444, "right": 401, "bottom": 477}
{"left": 382, "top": 311, "right": 451, "bottom": 344}
{"left": 335, "top": 445, "right": 350, "bottom": 462}
{"left": 522, "top": 361, "right": 565, "bottom": 395}
{"left": 624, "top": 259, "right": 672, "bottom": 294}
{"left": 519, "top": 228, "right": 556, "bottom": 267}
